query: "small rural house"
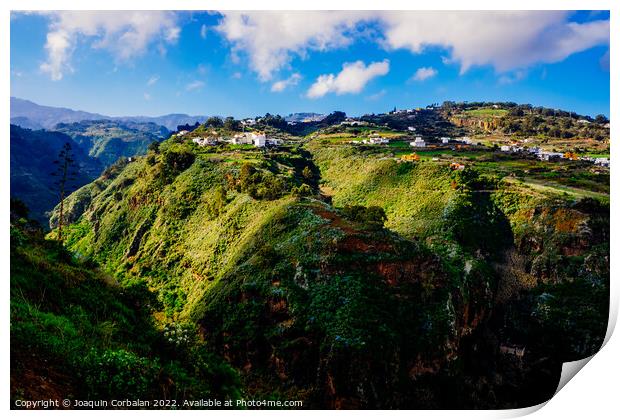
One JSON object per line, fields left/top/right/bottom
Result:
{"left": 595, "top": 157, "right": 610, "bottom": 167}
{"left": 367, "top": 136, "right": 389, "bottom": 145}
{"left": 252, "top": 133, "right": 267, "bottom": 147}
{"left": 410, "top": 137, "right": 426, "bottom": 148}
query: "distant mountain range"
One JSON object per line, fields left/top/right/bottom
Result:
{"left": 10, "top": 97, "right": 208, "bottom": 131}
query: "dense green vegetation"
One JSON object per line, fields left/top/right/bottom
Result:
{"left": 10, "top": 125, "right": 104, "bottom": 226}
{"left": 11, "top": 102, "right": 609, "bottom": 409}
{"left": 10, "top": 200, "right": 241, "bottom": 405}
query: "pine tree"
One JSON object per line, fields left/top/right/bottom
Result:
{"left": 50, "top": 143, "right": 77, "bottom": 241}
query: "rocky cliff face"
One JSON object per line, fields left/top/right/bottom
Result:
{"left": 450, "top": 116, "right": 501, "bottom": 132}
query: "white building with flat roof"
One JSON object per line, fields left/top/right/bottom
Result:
{"left": 410, "top": 137, "right": 426, "bottom": 148}
{"left": 252, "top": 133, "right": 267, "bottom": 147}
{"left": 367, "top": 136, "right": 389, "bottom": 145}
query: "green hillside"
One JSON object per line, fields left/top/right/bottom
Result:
{"left": 33, "top": 130, "right": 608, "bottom": 408}
{"left": 55, "top": 120, "right": 170, "bottom": 166}
{"left": 10, "top": 201, "right": 240, "bottom": 405}
{"left": 10, "top": 125, "right": 104, "bottom": 226}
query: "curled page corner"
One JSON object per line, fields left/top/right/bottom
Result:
{"left": 554, "top": 355, "right": 595, "bottom": 396}
{"left": 550, "top": 288, "right": 618, "bottom": 398}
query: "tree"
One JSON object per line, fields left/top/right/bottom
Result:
{"left": 50, "top": 142, "right": 78, "bottom": 241}
{"left": 206, "top": 116, "right": 223, "bottom": 128}
{"left": 147, "top": 141, "right": 161, "bottom": 154}
{"left": 223, "top": 117, "right": 240, "bottom": 131}
{"left": 341, "top": 205, "right": 387, "bottom": 229}
{"left": 594, "top": 114, "right": 609, "bottom": 124}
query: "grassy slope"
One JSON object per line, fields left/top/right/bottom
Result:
{"left": 10, "top": 218, "right": 240, "bottom": 405}
{"left": 308, "top": 143, "right": 456, "bottom": 239}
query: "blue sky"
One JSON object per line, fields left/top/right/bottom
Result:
{"left": 10, "top": 11, "right": 610, "bottom": 118}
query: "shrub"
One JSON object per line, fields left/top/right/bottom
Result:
{"left": 162, "top": 148, "right": 195, "bottom": 173}
{"left": 81, "top": 349, "right": 161, "bottom": 400}
{"left": 340, "top": 205, "right": 387, "bottom": 228}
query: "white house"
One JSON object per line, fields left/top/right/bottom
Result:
{"left": 342, "top": 119, "right": 363, "bottom": 126}
{"left": 538, "top": 151, "right": 564, "bottom": 161}
{"left": 500, "top": 145, "right": 511, "bottom": 152}
{"left": 441, "top": 137, "right": 450, "bottom": 144}
{"left": 177, "top": 130, "right": 189, "bottom": 136}
{"left": 367, "top": 136, "right": 389, "bottom": 145}
{"left": 231, "top": 133, "right": 253, "bottom": 145}
{"left": 459, "top": 136, "right": 472, "bottom": 144}
{"left": 192, "top": 137, "right": 217, "bottom": 146}
{"left": 410, "top": 137, "right": 426, "bottom": 148}
{"left": 252, "top": 133, "right": 267, "bottom": 147}
{"left": 407, "top": 126, "right": 416, "bottom": 132}
{"left": 594, "top": 157, "right": 610, "bottom": 167}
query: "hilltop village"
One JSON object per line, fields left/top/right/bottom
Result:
{"left": 172, "top": 102, "right": 610, "bottom": 174}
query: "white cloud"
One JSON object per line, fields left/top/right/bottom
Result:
{"left": 143, "top": 92, "right": 151, "bottom": 100}
{"left": 307, "top": 59, "right": 389, "bottom": 99}
{"left": 410, "top": 67, "right": 437, "bottom": 82}
{"left": 379, "top": 11, "right": 609, "bottom": 74}
{"left": 232, "top": 72, "right": 242, "bottom": 79}
{"left": 215, "top": 11, "right": 371, "bottom": 81}
{"left": 39, "top": 11, "right": 179, "bottom": 81}
{"left": 200, "top": 24, "right": 208, "bottom": 39}
{"left": 147, "top": 75, "right": 159, "bottom": 86}
{"left": 215, "top": 11, "right": 608, "bottom": 80}
{"left": 271, "top": 73, "right": 302, "bottom": 92}
{"left": 185, "top": 80, "right": 205, "bottom": 91}
{"left": 498, "top": 70, "right": 527, "bottom": 85}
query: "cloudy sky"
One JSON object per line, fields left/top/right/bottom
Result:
{"left": 10, "top": 10, "right": 610, "bottom": 117}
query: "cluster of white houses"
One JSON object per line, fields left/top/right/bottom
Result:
{"left": 350, "top": 134, "right": 474, "bottom": 148}
{"left": 583, "top": 156, "right": 610, "bottom": 167}
{"left": 409, "top": 136, "right": 473, "bottom": 148}
{"left": 498, "top": 144, "right": 610, "bottom": 166}
{"left": 189, "top": 131, "right": 283, "bottom": 148}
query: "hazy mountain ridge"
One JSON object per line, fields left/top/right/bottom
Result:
{"left": 10, "top": 97, "right": 208, "bottom": 131}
